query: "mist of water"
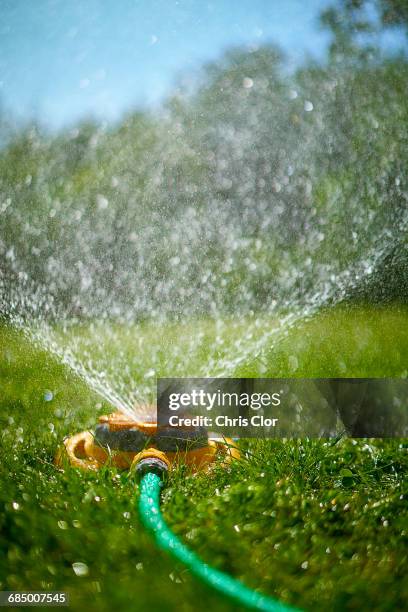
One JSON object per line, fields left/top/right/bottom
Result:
{"left": 1, "top": 47, "right": 407, "bottom": 419}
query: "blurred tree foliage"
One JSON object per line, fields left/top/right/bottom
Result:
{"left": 0, "top": 0, "right": 407, "bottom": 321}
{"left": 322, "top": 0, "right": 408, "bottom": 57}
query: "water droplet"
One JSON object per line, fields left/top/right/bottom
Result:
{"left": 96, "top": 195, "right": 109, "bottom": 210}
{"left": 72, "top": 562, "right": 89, "bottom": 577}
{"left": 242, "top": 77, "right": 254, "bottom": 89}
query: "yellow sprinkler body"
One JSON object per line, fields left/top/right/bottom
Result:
{"left": 55, "top": 409, "right": 240, "bottom": 473}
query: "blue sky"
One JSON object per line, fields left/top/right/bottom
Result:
{"left": 0, "top": 0, "right": 335, "bottom": 128}
{"left": 0, "top": 0, "right": 399, "bottom": 129}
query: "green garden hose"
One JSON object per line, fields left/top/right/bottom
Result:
{"left": 138, "top": 472, "right": 301, "bottom": 612}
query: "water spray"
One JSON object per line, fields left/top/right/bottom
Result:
{"left": 56, "top": 410, "right": 300, "bottom": 611}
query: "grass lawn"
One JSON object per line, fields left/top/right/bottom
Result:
{"left": 0, "top": 304, "right": 407, "bottom": 611}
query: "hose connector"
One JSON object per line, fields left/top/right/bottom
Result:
{"left": 131, "top": 448, "right": 170, "bottom": 481}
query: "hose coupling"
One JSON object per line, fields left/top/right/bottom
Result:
{"left": 131, "top": 448, "right": 170, "bottom": 481}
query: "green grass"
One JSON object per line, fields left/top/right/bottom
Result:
{"left": 0, "top": 305, "right": 407, "bottom": 611}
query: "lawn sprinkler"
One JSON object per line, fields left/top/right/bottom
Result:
{"left": 56, "top": 409, "right": 240, "bottom": 473}
{"left": 56, "top": 409, "right": 299, "bottom": 612}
